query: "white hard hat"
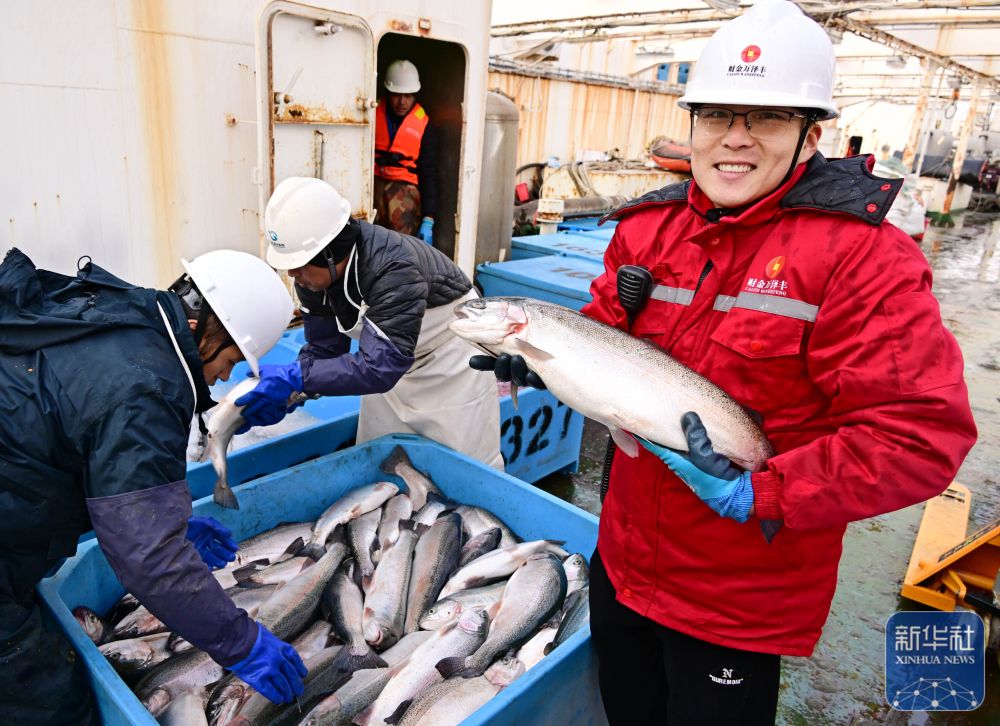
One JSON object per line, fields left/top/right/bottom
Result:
{"left": 181, "top": 250, "right": 293, "bottom": 376}
{"left": 678, "top": 0, "right": 838, "bottom": 120}
{"left": 384, "top": 60, "right": 421, "bottom": 94}
{"left": 264, "top": 177, "right": 351, "bottom": 270}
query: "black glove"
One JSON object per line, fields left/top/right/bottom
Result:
{"left": 469, "top": 353, "right": 546, "bottom": 390}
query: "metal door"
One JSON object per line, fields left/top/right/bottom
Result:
{"left": 258, "top": 2, "right": 376, "bottom": 223}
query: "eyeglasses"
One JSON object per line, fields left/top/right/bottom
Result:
{"left": 691, "top": 107, "right": 812, "bottom": 140}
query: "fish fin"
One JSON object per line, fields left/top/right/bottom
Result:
{"left": 510, "top": 337, "right": 555, "bottom": 362}
{"left": 283, "top": 536, "right": 306, "bottom": 556}
{"left": 543, "top": 641, "right": 556, "bottom": 656}
{"left": 487, "top": 600, "right": 503, "bottom": 621}
{"left": 231, "top": 564, "right": 263, "bottom": 585}
{"left": 299, "top": 542, "right": 326, "bottom": 560}
{"left": 608, "top": 426, "right": 639, "bottom": 458}
{"left": 330, "top": 646, "right": 388, "bottom": 676}
{"left": 413, "top": 522, "right": 431, "bottom": 537}
{"left": 435, "top": 656, "right": 468, "bottom": 679}
{"left": 214, "top": 481, "right": 240, "bottom": 510}
{"left": 398, "top": 519, "right": 419, "bottom": 533}
{"left": 380, "top": 445, "right": 410, "bottom": 476}
{"left": 384, "top": 700, "right": 412, "bottom": 725}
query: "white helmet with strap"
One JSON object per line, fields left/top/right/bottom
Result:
{"left": 384, "top": 59, "right": 421, "bottom": 94}
{"left": 264, "top": 177, "right": 351, "bottom": 271}
{"left": 181, "top": 250, "right": 293, "bottom": 376}
{"left": 678, "top": 0, "right": 838, "bottom": 120}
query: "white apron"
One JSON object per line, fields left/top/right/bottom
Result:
{"left": 338, "top": 250, "right": 503, "bottom": 470}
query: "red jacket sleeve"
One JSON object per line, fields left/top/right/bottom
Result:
{"left": 753, "top": 224, "right": 977, "bottom": 528}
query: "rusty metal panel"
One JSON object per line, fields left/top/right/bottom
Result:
{"left": 263, "top": 4, "right": 375, "bottom": 231}
{"left": 488, "top": 71, "right": 689, "bottom": 167}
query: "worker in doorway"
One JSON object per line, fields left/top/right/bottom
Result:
{"left": 0, "top": 248, "right": 305, "bottom": 723}
{"left": 374, "top": 59, "right": 439, "bottom": 244}
{"left": 237, "top": 177, "right": 502, "bottom": 469}
{"left": 471, "top": 1, "right": 976, "bottom": 723}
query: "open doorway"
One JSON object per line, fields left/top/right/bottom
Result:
{"left": 376, "top": 34, "right": 466, "bottom": 259}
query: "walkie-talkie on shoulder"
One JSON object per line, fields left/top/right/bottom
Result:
{"left": 602, "top": 264, "right": 655, "bottom": 503}
{"left": 616, "top": 264, "right": 653, "bottom": 333}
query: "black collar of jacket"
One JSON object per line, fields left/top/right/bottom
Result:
{"left": 600, "top": 153, "right": 903, "bottom": 227}
{"left": 160, "top": 290, "right": 216, "bottom": 413}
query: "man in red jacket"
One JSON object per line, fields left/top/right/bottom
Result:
{"left": 471, "top": 0, "right": 976, "bottom": 723}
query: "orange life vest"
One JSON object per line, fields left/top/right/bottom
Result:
{"left": 374, "top": 102, "right": 429, "bottom": 185}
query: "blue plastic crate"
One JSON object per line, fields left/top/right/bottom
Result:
{"left": 38, "top": 435, "right": 604, "bottom": 726}
{"left": 577, "top": 227, "right": 616, "bottom": 242}
{"left": 557, "top": 217, "right": 618, "bottom": 233}
{"left": 475, "top": 256, "right": 603, "bottom": 311}
{"left": 510, "top": 232, "right": 609, "bottom": 264}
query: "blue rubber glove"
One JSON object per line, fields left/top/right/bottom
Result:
{"left": 234, "top": 362, "right": 303, "bottom": 434}
{"left": 418, "top": 217, "right": 434, "bottom": 244}
{"left": 185, "top": 516, "right": 239, "bottom": 569}
{"left": 638, "top": 412, "right": 754, "bottom": 523}
{"left": 228, "top": 624, "right": 307, "bottom": 705}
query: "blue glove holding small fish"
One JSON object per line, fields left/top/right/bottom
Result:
{"left": 419, "top": 217, "right": 434, "bottom": 244}
{"left": 234, "top": 362, "right": 303, "bottom": 434}
{"left": 228, "top": 624, "right": 307, "bottom": 705}
{"left": 639, "top": 411, "right": 754, "bottom": 523}
{"left": 185, "top": 516, "right": 238, "bottom": 569}
{"left": 469, "top": 353, "right": 546, "bottom": 389}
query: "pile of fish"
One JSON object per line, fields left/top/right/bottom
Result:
{"left": 75, "top": 446, "right": 590, "bottom": 725}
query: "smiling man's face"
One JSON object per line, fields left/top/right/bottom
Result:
{"left": 690, "top": 105, "right": 821, "bottom": 209}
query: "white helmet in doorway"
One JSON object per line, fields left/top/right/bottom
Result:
{"left": 180, "top": 250, "right": 293, "bottom": 376}
{"left": 677, "top": 0, "right": 839, "bottom": 120}
{"left": 264, "top": 177, "right": 352, "bottom": 271}
{"left": 384, "top": 59, "right": 421, "bottom": 94}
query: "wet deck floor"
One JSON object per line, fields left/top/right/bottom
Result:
{"left": 535, "top": 210, "right": 1000, "bottom": 725}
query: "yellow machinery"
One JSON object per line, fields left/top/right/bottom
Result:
{"left": 902, "top": 483, "right": 1000, "bottom": 650}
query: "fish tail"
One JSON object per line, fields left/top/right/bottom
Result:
{"left": 384, "top": 699, "right": 413, "bottom": 725}
{"left": 380, "top": 445, "right": 410, "bottom": 476}
{"left": 299, "top": 541, "right": 327, "bottom": 561}
{"left": 330, "top": 645, "right": 388, "bottom": 676}
{"left": 435, "top": 655, "right": 479, "bottom": 679}
{"left": 214, "top": 479, "right": 240, "bottom": 510}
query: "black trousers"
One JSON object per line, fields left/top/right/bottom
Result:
{"left": 0, "top": 593, "right": 96, "bottom": 725}
{"left": 589, "top": 550, "right": 781, "bottom": 726}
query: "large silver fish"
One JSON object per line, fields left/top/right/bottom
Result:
{"left": 395, "top": 655, "right": 524, "bottom": 726}
{"left": 324, "top": 559, "right": 387, "bottom": 677}
{"left": 347, "top": 508, "right": 382, "bottom": 590}
{"left": 204, "top": 376, "right": 259, "bottom": 510}
{"left": 362, "top": 521, "right": 419, "bottom": 649}
{"left": 438, "top": 540, "right": 567, "bottom": 599}
{"left": 375, "top": 493, "right": 413, "bottom": 560}
{"left": 450, "top": 296, "right": 773, "bottom": 470}
{"left": 355, "top": 609, "right": 490, "bottom": 726}
{"left": 297, "top": 632, "right": 433, "bottom": 726}
{"left": 303, "top": 482, "right": 399, "bottom": 560}
{"left": 437, "top": 553, "right": 567, "bottom": 678}
{"left": 99, "top": 632, "right": 174, "bottom": 679}
{"left": 454, "top": 505, "right": 518, "bottom": 549}
{"left": 157, "top": 683, "right": 212, "bottom": 726}
{"left": 255, "top": 534, "right": 348, "bottom": 641}
{"left": 419, "top": 581, "right": 507, "bottom": 631}
{"left": 404, "top": 512, "right": 461, "bottom": 634}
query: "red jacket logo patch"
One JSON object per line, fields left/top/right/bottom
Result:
{"left": 766, "top": 255, "right": 785, "bottom": 279}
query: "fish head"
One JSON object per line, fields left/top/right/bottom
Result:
{"left": 72, "top": 606, "right": 108, "bottom": 643}
{"left": 419, "top": 600, "right": 461, "bottom": 630}
{"left": 457, "top": 607, "right": 491, "bottom": 636}
{"left": 449, "top": 297, "right": 530, "bottom": 351}
{"left": 363, "top": 616, "right": 391, "bottom": 648}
